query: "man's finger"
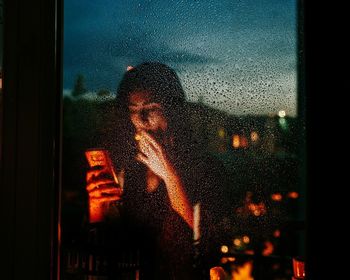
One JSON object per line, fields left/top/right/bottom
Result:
{"left": 86, "top": 179, "right": 115, "bottom": 192}
{"left": 86, "top": 168, "right": 108, "bottom": 183}
{"left": 138, "top": 138, "right": 157, "bottom": 158}
{"left": 94, "top": 196, "right": 121, "bottom": 203}
{"left": 140, "top": 131, "right": 162, "bottom": 152}
{"left": 89, "top": 186, "right": 122, "bottom": 197}
{"left": 135, "top": 152, "right": 149, "bottom": 166}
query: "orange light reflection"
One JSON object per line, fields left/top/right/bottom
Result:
{"left": 271, "top": 193, "right": 283, "bottom": 201}
{"left": 273, "top": 229, "right": 281, "bottom": 238}
{"left": 232, "top": 261, "right": 254, "bottom": 280}
{"left": 262, "top": 241, "right": 274, "bottom": 256}
{"left": 288, "top": 191, "right": 299, "bottom": 199}
{"left": 210, "top": 266, "right": 228, "bottom": 280}
{"left": 233, "top": 135, "right": 240, "bottom": 148}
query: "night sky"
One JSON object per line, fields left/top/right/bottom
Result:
{"left": 64, "top": 0, "right": 297, "bottom": 116}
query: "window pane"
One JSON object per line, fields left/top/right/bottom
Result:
{"left": 62, "top": 1, "right": 304, "bottom": 279}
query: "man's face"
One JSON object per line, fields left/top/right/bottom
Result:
{"left": 128, "top": 91, "right": 168, "bottom": 141}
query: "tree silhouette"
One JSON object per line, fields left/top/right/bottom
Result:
{"left": 72, "top": 74, "right": 87, "bottom": 97}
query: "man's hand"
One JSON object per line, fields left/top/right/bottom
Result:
{"left": 86, "top": 168, "right": 122, "bottom": 223}
{"left": 135, "top": 130, "right": 175, "bottom": 181}
{"left": 135, "top": 130, "right": 193, "bottom": 228}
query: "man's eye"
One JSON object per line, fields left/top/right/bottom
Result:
{"left": 148, "top": 108, "right": 161, "bottom": 113}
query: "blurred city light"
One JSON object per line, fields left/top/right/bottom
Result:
{"left": 278, "top": 110, "right": 286, "bottom": 118}
{"left": 279, "top": 117, "right": 288, "bottom": 130}
{"left": 218, "top": 128, "right": 226, "bottom": 138}
{"left": 271, "top": 193, "right": 283, "bottom": 201}
{"left": 232, "top": 261, "right": 254, "bottom": 280}
{"left": 262, "top": 241, "right": 274, "bottom": 256}
{"left": 287, "top": 191, "right": 299, "bottom": 199}
{"left": 250, "top": 131, "right": 259, "bottom": 142}
{"left": 210, "top": 266, "right": 228, "bottom": 280}
{"left": 248, "top": 202, "right": 266, "bottom": 216}
{"left": 233, "top": 238, "right": 242, "bottom": 247}
{"left": 243, "top": 235, "right": 250, "bottom": 244}
{"left": 221, "top": 245, "right": 229, "bottom": 253}
{"left": 253, "top": 210, "right": 261, "bottom": 216}
{"left": 273, "top": 229, "right": 281, "bottom": 238}
{"left": 232, "top": 135, "right": 240, "bottom": 148}
{"left": 240, "top": 136, "right": 248, "bottom": 148}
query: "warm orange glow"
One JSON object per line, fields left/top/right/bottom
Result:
{"left": 253, "top": 210, "right": 261, "bottom": 216}
{"left": 288, "top": 191, "right": 299, "bottom": 199}
{"left": 210, "top": 266, "right": 228, "bottom": 280}
{"left": 85, "top": 150, "right": 109, "bottom": 167}
{"left": 248, "top": 202, "right": 266, "bottom": 216}
{"left": 262, "top": 241, "right": 274, "bottom": 256}
{"left": 0, "top": 78, "right": 2, "bottom": 90}
{"left": 85, "top": 149, "right": 121, "bottom": 223}
{"left": 271, "top": 193, "right": 283, "bottom": 201}
{"left": 245, "top": 250, "right": 254, "bottom": 255}
{"left": 85, "top": 149, "right": 119, "bottom": 184}
{"left": 134, "top": 133, "right": 142, "bottom": 141}
{"left": 233, "top": 238, "right": 242, "bottom": 247}
{"left": 248, "top": 203, "right": 256, "bottom": 211}
{"left": 243, "top": 235, "right": 250, "bottom": 244}
{"left": 218, "top": 128, "right": 226, "bottom": 138}
{"left": 127, "top": 65, "right": 134, "bottom": 71}
{"left": 250, "top": 131, "right": 259, "bottom": 142}
{"left": 221, "top": 245, "right": 229, "bottom": 253}
{"left": 273, "top": 229, "right": 281, "bottom": 238}
{"left": 228, "top": 257, "right": 236, "bottom": 262}
{"left": 220, "top": 257, "right": 228, "bottom": 264}
{"left": 240, "top": 136, "right": 248, "bottom": 148}
{"left": 232, "top": 261, "right": 254, "bottom": 280}
{"left": 232, "top": 135, "right": 240, "bottom": 148}
{"left": 293, "top": 258, "right": 305, "bottom": 278}
{"left": 89, "top": 202, "right": 105, "bottom": 223}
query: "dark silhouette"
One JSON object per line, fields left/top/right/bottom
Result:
{"left": 72, "top": 74, "right": 87, "bottom": 97}
{"left": 86, "top": 62, "right": 231, "bottom": 280}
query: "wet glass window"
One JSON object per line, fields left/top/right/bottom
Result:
{"left": 62, "top": 1, "right": 304, "bottom": 279}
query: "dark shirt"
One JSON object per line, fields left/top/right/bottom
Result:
{"left": 101, "top": 151, "right": 230, "bottom": 279}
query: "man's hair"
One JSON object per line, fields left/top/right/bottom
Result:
{"left": 113, "top": 62, "right": 193, "bottom": 165}
{"left": 116, "top": 62, "right": 186, "bottom": 114}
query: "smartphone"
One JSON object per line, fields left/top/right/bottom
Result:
{"left": 85, "top": 148, "right": 119, "bottom": 185}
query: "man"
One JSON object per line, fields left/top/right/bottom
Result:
{"left": 86, "top": 62, "right": 230, "bottom": 279}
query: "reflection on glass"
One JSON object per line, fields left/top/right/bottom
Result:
{"left": 62, "top": 0, "right": 303, "bottom": 279}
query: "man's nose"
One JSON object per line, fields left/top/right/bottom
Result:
{"left": 134, "top": 111, "right": 149, "bottom": 129}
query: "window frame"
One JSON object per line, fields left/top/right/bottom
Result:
{"left": 1, "top": 0, "right": 62, "bottom": 279}
{"left": 0, "top": 0, "right": 309, "bottom": 279}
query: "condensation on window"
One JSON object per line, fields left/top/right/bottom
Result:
{"left": 61, "top": 1, "right": 304, "bottom": 279}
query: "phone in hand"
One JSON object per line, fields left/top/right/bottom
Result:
{"left": 85, "top": 148, "right": 120, "bottom": 186}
